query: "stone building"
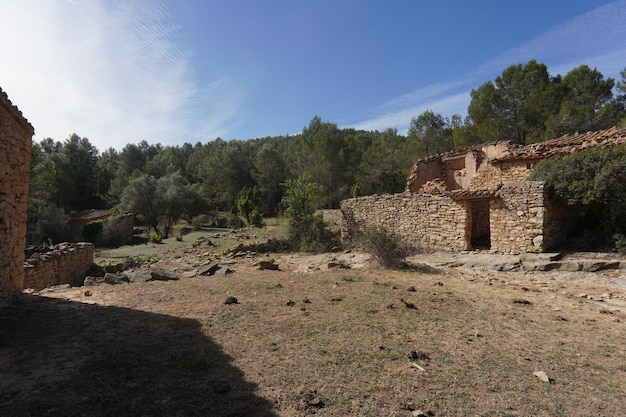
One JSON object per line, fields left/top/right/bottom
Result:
{"left": 0, "top": 88, "right": 34, "bottom": 304}
{"left": 341, "top": 127, "right": 626, "bottom": 254}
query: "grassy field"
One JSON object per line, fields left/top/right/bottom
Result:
{"left": 2, "top": 220, "right": 626, "bottom": 416}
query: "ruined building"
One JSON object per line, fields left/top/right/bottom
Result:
{"left": 0, "top": 88, "right": 34, "bottom": 304}
{"left": 341, "top": 127, "right": 626, "bottom": 254}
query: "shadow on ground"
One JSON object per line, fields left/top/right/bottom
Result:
{"left": 0, "top": 294, "right": 277, "bottom": 416}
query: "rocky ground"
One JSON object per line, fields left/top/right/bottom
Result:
{"left": 2, "top": 234, "right": 626, "bottom": 416}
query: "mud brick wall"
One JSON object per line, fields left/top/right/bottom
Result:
{"left": 340, "top": 192, "right": 468, "bottom": 252}
{"left": 0, "top": 88, "right": 34, "bottom": 304}
{"left": 490, "top": 182, "right": 546, "bottom": 254}
{"left": 24, "top": 243, "right": 94, "bottom": 291}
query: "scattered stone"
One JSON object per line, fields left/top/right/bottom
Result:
{"left": 406, "top": 286, "right": 417, "bottom": 292}
{"left": 149, "top": 269, "right": 179, "bottom": 281}
{"left": 580, "top": 260, "right": 620, "bottom": 272}
{"left": 103, "top": 272, "right": 130, "bottom": 285}
{"left": 533, "top": 371, "right": 553, "bottom": 383}
{"left": 327, "top": 260, "right": 350, "bottom": 269}
{"left": 298, "top": 391, "right": 325, "bottom": 410}
{"left": 258, "top": 260, "right": 280, "bottom": 270}
{"left": 125, "top": 270, "right": 152, "bottom": 283}
{"left": 330, "top": 297, "right": 343, "bottom": 302}
{"left": 198, "top": 263, "right": 222, "bottom": 276}
{"left": 303, "top": 298, "right": 311, "bottom": 304}
{"left": 286, "top": 300, "right": 296, "bottom": 306}
{"left": 491, "top": 262, "right": 521, "bottom": 272}
{"left": 83, "top": 276, "right": 104, "bottom": 286}
{"left": 434, "top": 282, "right": 444, "bottom": 286}
{"left": 407, "top": 350, "right": 430, "bottom": 361}
{"left": 224, "top": 296, "right": 239, "bottom": 305}
{"left": 513, "top": 298, "right": 532, "bottom": 305}
{"left": 213, "top": 267, "right": 234, "bottom": 276}
{"left": 401, "top": 299, "right": 417, "bottom": 309}
{"left": 84, "top": 290, "right": 92, "bottom": 296}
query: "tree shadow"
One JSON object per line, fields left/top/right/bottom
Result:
{"left": 0, "top": 294, "right": 277, "bottom": 416}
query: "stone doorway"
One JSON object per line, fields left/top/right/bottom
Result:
{"left": 469, "top": 199, "right": 491, "bottom": 249}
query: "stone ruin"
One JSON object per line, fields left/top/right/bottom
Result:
{"left": 23, "top": 242, "right": 95, "bottom": 291}
{"left": 341, "top": 127, "right": 626, "bottom": 254}
{"left": 0, "top": 87, "right": 34, "bottom": 305}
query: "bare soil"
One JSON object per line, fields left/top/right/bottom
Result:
{"left": 2, "top": 237, "right": 626, "bottom": 416}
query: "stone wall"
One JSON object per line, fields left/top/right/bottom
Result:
{"left": 469, "top": 160, "right": 534, "bottom": 189}
{"left": 340, "top": 192, "right": 468, "bottom": 252}
{"left": 0, "top": 88, "right": 34, "bottom": 305}
{"left": 24, "top": 243, "right": 94, "bottom": 291}
{"left": 340, "top": 182, "right": 555, "bottom": 254}
{"left": 489, "top": 182, "right": 546, "bottom": 254}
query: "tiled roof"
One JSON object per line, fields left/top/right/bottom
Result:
{"left": 0, "top": 87, "right": 34, "bottom": 135}
{"left": 493, "top": 127, "right": 626, "bottom": 162}
{"left": 70, "top": 209, "right": 111, "bottom": 222}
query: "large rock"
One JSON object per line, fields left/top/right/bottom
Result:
{"left": 149, "top": 269, "right": 179, "bottom": 281}
{"left": 103, "top": 273, "right": 130, "bottom": 285}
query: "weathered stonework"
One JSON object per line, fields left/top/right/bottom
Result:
{"left": 24, "top": 243, "right": 94, "bottom": 291}
{"left": 341, "top": 192, "right": 467, "bottom": 252}
{"left": 341, "top": 184, "right": 555, "bottom": 254}
{"left": 341, "top": 127, "right": 626, "bottom": 255}
{"left": 0, "top": 88, "right": 34, "bottom": 305}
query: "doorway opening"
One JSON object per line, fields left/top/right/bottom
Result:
{"left": 469, "top": 200, "right": 491, "bottom": 249}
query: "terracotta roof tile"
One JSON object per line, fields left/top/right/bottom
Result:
{"left": 0, "top": 87, "right": 34, "bottom": 135}
{"left": 493, "top": 127, "right": 626, "bottom": 162}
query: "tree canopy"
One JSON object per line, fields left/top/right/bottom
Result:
{"left": 27, "top": 61, "right": 626, "bottom": 245}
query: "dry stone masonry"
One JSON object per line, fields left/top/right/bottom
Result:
{"left": 0, "top": 88, "right": 33, "bottom": 304}
{"left": 341, "top": 127, "right": 626, "bottom": 255}
{"left": 24, "top": 243, "right": 95, "bottom": 291}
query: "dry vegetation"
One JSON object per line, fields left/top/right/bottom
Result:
{"left": 2, "top": 230, "right": 626, "bottom": 416}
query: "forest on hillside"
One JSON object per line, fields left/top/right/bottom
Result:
{"left": 28, "top": 61, "right": 626, "bottom": 245}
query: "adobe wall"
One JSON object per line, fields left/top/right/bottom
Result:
{"left": 340, "top": 192, "right": 468, "bottom": 252}
{"left": 0, "top": 89, "right": 34, "bottom": 305}
{"left": 24, "top": 243, "right": 94, "bottom": 291}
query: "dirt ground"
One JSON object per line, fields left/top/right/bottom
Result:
{"left": 2, "top": 241, "right": 626, "bottom": 416}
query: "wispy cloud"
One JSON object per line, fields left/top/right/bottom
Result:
{"left": 0, "top": 0, "right": 241, "bottom": 150}
{"left": 351, "top": 0, "right": 626, "bottom": 135}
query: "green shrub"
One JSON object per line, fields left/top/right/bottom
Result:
{"left": 36, "top": 204, "right": 70, "bottom": 243}
{"left": 191, "top": 214, "right": 209, "bottom": 230}
{"left": 149, "top": 231, "right": 163, "bottom": 244}
{"left": 612, "top": 233, "right": 626, "bottom": 253}
{"left": 81, "top": 220, "right": 103, "bottom": 243}
{"left": 280, "top": 174, "right": 334, "bottom": 252}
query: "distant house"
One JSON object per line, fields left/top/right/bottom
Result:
{"left": 70, "top": 209, "right": 134, "bottom": 245}
{"left": 341, "top": 127, "right": 626, "bottom": 254}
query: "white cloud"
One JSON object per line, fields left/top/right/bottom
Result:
{"left": 351, "top": 0, "right": 626, "bottom": 135}
{"left": 0, "top": 0, "right": 241, "bottom": 150}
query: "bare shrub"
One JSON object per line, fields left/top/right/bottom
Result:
{"left": 363, "top": 225, "right": 419, "bottom": 269}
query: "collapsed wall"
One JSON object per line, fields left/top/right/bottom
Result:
{"left": 24, "top": 243, "right": 94, "bottom": 291}
{"left": 0, "top": 88, "right": 34, "bottom": 304}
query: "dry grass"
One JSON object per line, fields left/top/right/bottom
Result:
{"left": 27, "top": 256, "right": 626, "bottom": 416}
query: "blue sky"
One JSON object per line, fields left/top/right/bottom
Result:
{"left": 1, "top": 0, "right": 625, "bottom": 151}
